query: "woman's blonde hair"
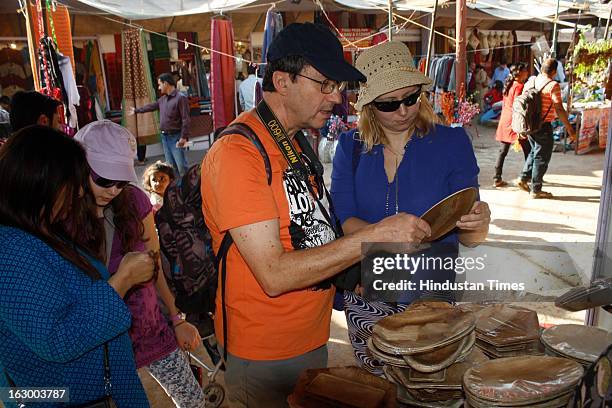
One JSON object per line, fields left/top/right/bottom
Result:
{"left": 358, "top": 92, "right": 439, "bottom": 152}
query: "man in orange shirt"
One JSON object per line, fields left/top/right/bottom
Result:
{"left": 518, "top": 58, "right": 576, "bottom": 199}
{"left": 201, "top": 23, "right": 434, "bottom": 407}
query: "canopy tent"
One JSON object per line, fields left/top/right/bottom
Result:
{"left": 467, "top": 0, "right": 611, "bottom": 21}
{"left": 334, "top": 0, "right": 449, "bottom": 13}
{"left": 329, "top": 0, "right": 607, "bottom": 25}
{"left": 72, "top": 0, "right": 259, "bottom": 19}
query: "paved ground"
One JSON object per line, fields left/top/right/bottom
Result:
{"left": 133, "top": 123, "right": 606, "bottom": 407}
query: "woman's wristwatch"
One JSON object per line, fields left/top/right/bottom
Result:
{"left": 171, "top": 312, "right": 186, "bottom": 327}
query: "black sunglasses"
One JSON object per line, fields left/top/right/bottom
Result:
{"left": 372, "top": 91, "right": 421, "bottom": 112}
{"left": 89, "top": 166, "right": 129, "bottom": 189}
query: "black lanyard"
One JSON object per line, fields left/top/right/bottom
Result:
{"left": 255, "top": 100, "right": 342, "bottom": 238}
{"left": 255, "top": 100, "right": 310, "bottom": 181}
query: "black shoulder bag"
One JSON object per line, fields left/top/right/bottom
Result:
{"left": 75, "top": 343, "right": 117, "bottom": 408}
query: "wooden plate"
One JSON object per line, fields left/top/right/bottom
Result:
{"left": 420, "top": 187, "right": 478, "bottom": 241}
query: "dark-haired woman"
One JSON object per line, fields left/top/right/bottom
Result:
{"left": 0, "top": 126, "right": 155, "bottom": 406}
{"left": 75, "top": 120, "right": 205, "bottom": 408}
{"left": 494, "top": 63, "right": 531, "bottom": 187}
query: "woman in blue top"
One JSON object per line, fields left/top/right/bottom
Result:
{"left": 331, "top": 42, "right": 491, "bottom": 375}
{"left": 0, "top": 126, "right": 155, "bottom": 407}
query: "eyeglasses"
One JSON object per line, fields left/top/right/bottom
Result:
{"left": 89, "top": 166, "right": 129, "bottom": 189}
{"left": 295, "top": 73, "right": 347, "bottom": 95}
{"left": 372, "top": 91, "right": 421, "bottom": 112}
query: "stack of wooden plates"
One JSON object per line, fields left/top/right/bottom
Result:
{"left": 287, "top": 366, "right": 396, "bottom": 408}
{"left": 463, "top": 356, "right": 584, "bottom": 408}
{"left": 385, "top": 348, "right": 489, "bottom": 407}
{"left": 473, "top": 304, "right": 543, "bottom": 358}
{"left": 541, "top": 324, "right": 612, "bottom": 366}
{"left": 368, "top": 301, "right": 478, "bottom": 405}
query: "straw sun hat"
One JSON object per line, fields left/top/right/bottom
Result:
{"left": 354, "top": 41, "right": 432, "bottom": 111}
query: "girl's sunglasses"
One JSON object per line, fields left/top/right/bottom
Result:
{"left": 372, "top": 91, "right": 421, "bottom": 112}
{"left": 89, "top": 166, "right": 129, "bottom": 189}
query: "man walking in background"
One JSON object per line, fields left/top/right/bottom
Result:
{"left": 518, "top": 58, "right": 576, "bottom": 199}
{"left": 129, "top": 72, "right": 190, "bottom": 176}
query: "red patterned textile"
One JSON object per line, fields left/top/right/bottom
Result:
{"left": 210, "top": 19, "right": 236, "bottom": 130}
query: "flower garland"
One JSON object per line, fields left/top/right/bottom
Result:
{"left": 440, "top": 91, "right": 480, "bottom": 126}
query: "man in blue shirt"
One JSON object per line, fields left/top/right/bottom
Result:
{"left": 239, "top": 64, "right": 262, "bottom": 112}
{"left": 490, "top": 61, "right": 510, "bottom": 88}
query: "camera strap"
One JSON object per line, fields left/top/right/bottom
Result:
{"left": 255, "top": 100, "right": 342, "bottom": 238}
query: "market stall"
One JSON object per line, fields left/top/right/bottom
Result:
{"left": 570, "top": 36, "right": 612, "bottom": 154}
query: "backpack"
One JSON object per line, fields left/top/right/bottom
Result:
{"left": 155, "top": 123, "right": 271, "bottom": 326}
{"left": 511, "top": 78, "right": 553, "bottom": 136}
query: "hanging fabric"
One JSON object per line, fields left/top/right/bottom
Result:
{"left": 45, "top": 1, "right": 75, "bottom": 72}
{"left": 261, "top": 8, "right": 283, "bottom": 75}
{"left": 371, "top": 32, "right": 388, "bottom": 45}
{"left": 86, "top": 40, "right": 108, "bottom": 113}
{"left": 101, "top": 34, "right": 123, "bottom": 110}
{"left": 192, "top": 32, "right": 210, "bottom": 99}
{"left": 211, "top": 18, "right": 236, "bottom": 130}
{"left": 122, "top": 28, "right": 160, "bottom": 145}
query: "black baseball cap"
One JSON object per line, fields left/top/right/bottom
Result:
{"left": 267, "top": 22, "right": 366, "bottom": 83}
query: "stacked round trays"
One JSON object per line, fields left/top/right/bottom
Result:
{"left": 463, "top": 356, "right": 584, "bottom": 407}
{"left": 473, "top": 304, "right": 543, "bottom": 358}
{"left": 541, "top": 324, "right": 612, "bottom": 366}
{"left": 369, "top": 301, "right": 479, "bottom": 407}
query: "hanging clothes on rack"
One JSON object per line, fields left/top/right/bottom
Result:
{"left": 192, "top": 32, "right": 210, "bottom": 99}
{"left": 38, "top": 37, "right": 70, "bottom": 127}
{"left": 211, "top": 18, "right": 236, "bottom": 130}
{"left": 0, "top": 47, "right": 32, "bottom": 97}
{"left": 45, "top": 1, "right": 75, "bottom": 72}
{"left": 418, "top": 55, "right": 456, "bottom": 113}
{"left": 149, "top": 32, "right": 171, "bottom": 78}
{"left": 261, "top": 9, "right": 283, "bottom": 65}
{"left": 122, "top": 28, "right": 160, "bottom": 145}
{"left": 100, "top": 34, "right": 123, "bottom": 111}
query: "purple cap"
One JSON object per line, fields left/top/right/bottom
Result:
{"left": 75, "top": 120, "right": 138, "bottom": 182}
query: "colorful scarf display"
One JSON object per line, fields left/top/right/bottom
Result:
{"left": 85, "top": 40, "right": 107, "bottom": 113}
{"left": 122, "top": 28, "right": 160, "bottom": 145}
{"left": 45, "top": 2, "right": 75, "bottom": 72}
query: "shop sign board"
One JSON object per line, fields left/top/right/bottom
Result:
{"left": 338, "top": 28, "right": 374, "bottom": 49}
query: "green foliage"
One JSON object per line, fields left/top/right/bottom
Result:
{"left": 572, "top": 33, "right": 612, "bottom": 97}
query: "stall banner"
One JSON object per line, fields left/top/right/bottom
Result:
{"left": 338, "top": 28, "right": 374, "bottom": 49}
{"left": 576, "top": 108, "right": 600, "bottom": 155}
{"left": 599, "top": 107, "right": 609, "bottom": 149}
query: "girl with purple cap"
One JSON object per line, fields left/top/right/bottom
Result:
{"left": 0, "top": 126, "right": 155, "bottom": 407}
{"left": 75, "top": 120, "right": 206, "bottom": 408}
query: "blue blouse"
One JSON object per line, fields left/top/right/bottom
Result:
{"left": 331, "top": 125, "right": 480, "bottom": 303}
{"left": 331, "top": 124, "right": 480, "bottom": 241}
{"left": 0, "top": 226, "right": 149, "bottom": 407}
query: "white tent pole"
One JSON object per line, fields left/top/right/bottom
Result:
{"left": 424, "top": 0, "right": 439, "bottom": 74}
{"left": 551, "top": 0, "right": 561, "bottom": 57}
{"left": 388, "top": 0, "right": 393, "bottom": 40}
{"left": 605, "top": 5, "right": 612, "bottom": 40}
{"left": 456, "top": 0, "right": 467, "bottom": 99}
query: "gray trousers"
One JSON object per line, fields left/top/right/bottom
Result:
{"left": 219, "top": 345, "right": 328, "bottom": 408}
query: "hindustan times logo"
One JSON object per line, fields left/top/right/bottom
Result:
{"left": 371, "top": 253, "right": 487, "bottom": 275}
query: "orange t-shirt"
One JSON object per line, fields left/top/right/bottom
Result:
{"left": 534, "top": 75, "right": 562, "bottom": 123}
{"left": 200, "top": 111, "right": 336, "bottom": 361}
